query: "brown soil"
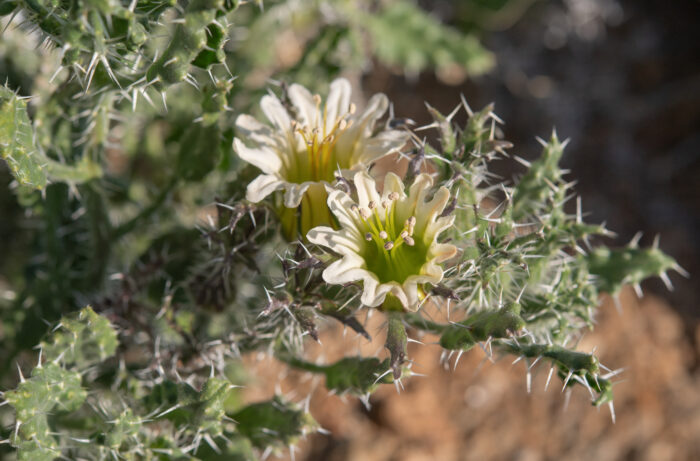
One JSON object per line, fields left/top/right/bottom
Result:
{"left": 243, "top": 287, "right": 700, "bottom": 461}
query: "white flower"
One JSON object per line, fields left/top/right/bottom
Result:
{"left": 307, "top": 171, "right": 457, "bottom": 311}
{"left": 233, "top": 78, "right": 408, "bottom": 239}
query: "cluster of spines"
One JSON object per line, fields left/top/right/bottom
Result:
{"left": 2, "top": 306, "right": 320, "bottom": 460}
{"left": 0, "top": 0, "right": 237, "bottom": 194}
{"left": 394, "top": 101, "right": 684, "bottom": 419}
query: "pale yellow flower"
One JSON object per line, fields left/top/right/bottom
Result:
{"left": 233, "top": 78, "right": 408, "bottom": 239}
{"left": 307, "top": 171, "right": 457, "bottom": 311}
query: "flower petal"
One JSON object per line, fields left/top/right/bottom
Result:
{"left": 425, "top": 215, "right": 456, "bottom": 242}
{"left": 359, "top": 276, "right": 390, "bottom": 307}
{"left": 382, "top": 172, "right": 406, "bottom": 202}
{"left": 415, "top": 186, "right": 451, "bottom": 239}
{"left": 430, "top": 243, "right": 458, "bottom": 263}
{"left": 283, "top": 182, "right": 312, "bottom": 208}
{"left": 353, "top": 171, "right": 380, "bottom": 208}
{"left": 324, "top": 78, "right": 352, "bottom": 133}
{"left": 394, "top": 172, "right": 432, "bottom": 225}
{"left": 260, "top": 94, "right": 291, "bottom": 132}
{"left": 357, "top": 93, "right": 389, "bottom": 131}
{"left": 323, "top": 254, "right": 370, "bottom": 285}
{"left": 326, "top": 189, "right": 364, "bottom": 233}
{"left": 401, "top": 280, "right": 421, "bottom": 311}
{"left": 246, "top": 174, "right": 284, "bottom": 203}
{"left": 235, "top": 114, "right": 278, "bottom": 149}
{"left": 307, "top": 226, "right": 362, "bottom": 255}
{"left": 234, "top": 138, "right": 282, "bottom": 174}
{"left": 355, "top": 130, "right": 409, "bottom": 165}
{"left": 288, "top": 83, "right": 319, "bottom": 128}
{"left": 355, "top": 276, "right": 412, "bottom": 309}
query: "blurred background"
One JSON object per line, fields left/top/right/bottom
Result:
{"left": 244, "top": 0, "right": 700, "bottom": 459}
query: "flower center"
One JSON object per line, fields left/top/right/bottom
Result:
{"left": 352, "top": 194, "right": 428, "bottom": 284}
{"left": 289, "top": 97, "right": 355, "bottom": 183}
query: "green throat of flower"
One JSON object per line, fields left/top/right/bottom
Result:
{"left": 280, "top": 183, "right": 336, "bottom": 241}
{"left": 352, "top": 195, "right": 428, "bottom": 284}
{"left": 280, "top": 100, "right": 359, "bottom": 240}
{"left": 289, "top": 98, "right": 356, "bottom": 183}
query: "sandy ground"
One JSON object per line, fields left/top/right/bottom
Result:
{"left": 242, "top": 287, "right": 700, "bottom": 461}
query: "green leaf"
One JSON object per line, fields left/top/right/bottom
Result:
{"left": 280, "top": 354, "right": 396, "bottom": 396}
{"left": 231, "top": 397, "right": 316, "bottom": 450}
{"left": 40, "top": 306, "right": 118, "bottom": 368}
{"left": 364, "top": 2, "right": 494, "bottom": 76}
{"left": 585, "top": 245, "right": 677, "bottom": 294}
{"left": 512, "top": 131, "right": 566, "bottom": 220}
{"left": 5, "top": 363, "right": 86, "bottom": 461}
{"left": 144, "top": 378, "right": 234, "bottom": 437}
{"left": 0, "top": 86, "right": 48, "bottom": 189}
{"left": 438, "top": 303, "right": 525, "bottom": 351}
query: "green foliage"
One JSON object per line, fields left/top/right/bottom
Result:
{"left": 365, "top": 1, "right": 494, "bottom": 76}
{"left": 40, "top": 306, "right": 118, "bottom": 366}
{"left": 586, "top": 244, "right": 677, "bottom": 295}
{"left": 2, "top": 307, "right": 314, "bottom": 460}
{"left": 5, "top": 364, "right": 86, "bottom": 461}
{"left": 434, "top": 303, "right": 526, "bottom": 351}
{"left": 401, "top": 101, "right": 681, "bottom": 409}
{"left": 512, "top": 132, "right": 566, "bottom": 220}
{"left": 233, "top": 0, "right": 494, "bottom": 91}
{"left": 232, "top": 397, "right": 317, "bottom": 450}
{"left": 0, "top": 86, "right": 47, "bottom": 189}
{"left": 4, "top": 306, "right": 114, "bottom": 460}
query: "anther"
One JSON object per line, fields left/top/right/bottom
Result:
{"left": 349, "top": 103, "right": 356, "bottom": 114}
{"left": 384, "top": 241, "right": 394, "bottom": 250}
{"left": 339, "top": 119, "right": 347, "bottom": 130}
{"left": 381, "top": 200, "right": 389, "bottom": 209}
{"left": 407, "top": 216, "right": 416, "bottom": 234}
{"left": 368, "top": 201, "right": 376, "bottom": 210}
{"left": 350, "top": 204, "right": 359, "bottom": 213}
{"left": 379, "top": 231, "right": 388, "bottom": 240}
{"left": 404, "top": 236, "right": 415, "bottom": 246}
{"left": 313, "top": 94, "right": 322, "bottom": 105}
{"left": 400, "top": 230, "right": 408, "bottom": 239}
{"left": 365, "top": 232, "right": 373, "bottom": 241}
{"left": 359, "top": 208, "right": 371, "bottom": 219}
{"left": 388, "top": 192, "right": 399, "bottom": 201}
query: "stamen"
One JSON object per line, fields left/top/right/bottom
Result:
{"left": 400, "top": 230, "right": 408, "bottom": 239}
{"left": 368, "top": 201, "right": 376, "bottom": 210}
{"left": 349, "top": 103, "right": 356, "bottom": 114}
{"left": 404, "top": 236, "right": 415, "bottom": 246}
{"left": 365, "top": 232, "right": 373, "bottom": 241}
{"left": 359, "top": 208, "right": 371, "bottom": 219}
{"left": 379, "top": 231, "right": 388, "bottom": 240}
{"left": 350, "top": 204, "right": 359, "bottom": 213}
{"left": 384, "top": 241, "right": 394, "bottom": 250}
{"left": 407, "top": 216, "right": 416, "bottom": 234}
{"left": 388, "top": 192, "right": 399, "bottom": 201}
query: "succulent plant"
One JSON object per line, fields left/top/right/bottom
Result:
{"left": 0, "top": 1, "right": 684, "bottom": 460}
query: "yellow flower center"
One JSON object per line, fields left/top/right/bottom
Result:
{"left": 288, "top": 97, "right": 355, "bottom": 184}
